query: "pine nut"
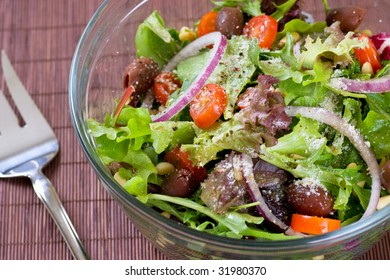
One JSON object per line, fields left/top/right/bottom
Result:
{"left": 357, "top": 181, "right": 365, "bottom": 188}
{"left": 377, "top": 195, "right": 390, "bottom": 210}
{"left": 361, "top": 62, "right": 374, "bottom": 75}
{"left": 360, "top": 29, "right": 373, "bottom": 37}
{"left": 114, "top": 172, "right": 127, "bottom": 187}
{"left": 278, "top": 32, "right": 300, "bottom": 47}
{"left": 156, "top": 162, "right": 175, "bottom": 175}
{"left": 179, "top": 26, "right": 197, "bottom": 42}
{"left": 161, "top": 211, "right": 171, "bottom": 219}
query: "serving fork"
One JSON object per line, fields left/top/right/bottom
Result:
{"left": 0, "top": 50, "right": 89, "bottom": 260}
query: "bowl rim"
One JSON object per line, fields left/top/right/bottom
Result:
{"left": 69, "top": 0, "right": 390, "bottom": 257}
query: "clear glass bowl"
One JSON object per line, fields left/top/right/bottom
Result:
{"left": 69, "top": 0, "right": 390, "bottom": 259}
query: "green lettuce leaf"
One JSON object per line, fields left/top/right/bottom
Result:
{"left": 259, "top": 117, "right": 370, "bottom": 218}
{"left": 270, "top": 0, "right": 298, "bottom": 21}
{"left": 360, "top": 111, "right": 390, "bottom": 159}
{"left": 146, "top": 194, "right": 297, "bottom": 240}
{"left": 210, "top": 0, "right": 262, "bottom": 16}
{"left": 135, "top": 11, "right": 180, "bottom": 68}
{"left": 181, "top": 117, "right": 252, "bottom": 166}
{"left": 150, "top": 121, "right": 196, "bottom": 153}
{"left": 257, "top": 33, "right": 306, "bottom": 83}
{"left": 89, "top": 106, "right": 202, "bottom": 196}
{"left": 297, "top": 23, "right": 365, "bottom": 70}
{"left": 176, "top": 50, "right": 209, "bottom": 82}
{"left": 276, "top": 19, "right": 326, "bottom": 41}
{"left": 278, "top": 77, "right": 343, "bottom": 111}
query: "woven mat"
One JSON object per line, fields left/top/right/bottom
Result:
{"left": 0, "top": 0, "right": 389, "bottom": 260}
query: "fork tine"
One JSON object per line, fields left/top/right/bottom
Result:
{"left": 0, "top": 89, "right": 20, "bottom": 134}
{"left": 1, "top": 50, "right": 47, "bottom": 125}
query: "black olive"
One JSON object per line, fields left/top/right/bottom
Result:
{"left": 122, "top": 57, "right": 160, "bottom": 105}
{"left": 147, "top": 183, "right": 161, "bottom": 194}
{"left": 161, "top": 169, "right": 196, "bottom": 198}
{"left": 380, "top": 160, "right": 390, "bottom": 191}
{"left": 287, "top": 180, "right": 335, "bottom": 217}
{"left": 326, "top": 6, "right": 366, "bottom": 32}
{"left": 216, "top": 7, "right": 244, "bottom": 39}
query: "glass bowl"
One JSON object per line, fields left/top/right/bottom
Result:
{"left": 69, "top": 0, "right": 390, "bottom": 259}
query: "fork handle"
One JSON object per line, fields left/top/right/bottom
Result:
{"left": 30, "top": 170, "right": 90, "bottom": 260}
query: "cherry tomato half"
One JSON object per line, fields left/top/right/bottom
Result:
{"left": 290, "top": 214, "right": 341, "bottom": 235}
{"left": 197, "top": 11, "right": 218, "bottom": 37}
{"left": 354, "top": 34, "right": 382, "bottom": 73}
{"left": 153, "top": 72, "right": 182, "bottom": 105}
{"left": 242, "top": 15, "right": 278, "bottom": 49}
{"left": 189, "top": 83, "right": 227, "bottom": 129}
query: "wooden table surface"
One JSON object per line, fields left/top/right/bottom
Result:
{"left": 0, "top": 0, "right": 389, "bottom": 260}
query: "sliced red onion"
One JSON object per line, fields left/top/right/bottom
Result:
{"left": 152, "top": 32, "right": 227, "bottom": 122}
{"left": 371, "top": 32, "right": 390, "bottom": 60}
{"left": 329, "top": 74, "right": 390, "bottom": 94}
{"left": 237, "top": 153, "right": 304, "bottom": 236}
{"left": 285, "top": 106, "right": 381, "bottom": 219}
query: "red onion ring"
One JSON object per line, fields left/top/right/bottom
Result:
{"left": 329, "top": 74, "right": 390, "bottom": 93}
{"left": 237, "top": 153, "right": 304, "bottom": 236}
{"left": 285, "top": 106, "right": 381, "bottom": 219}
{"left": 152, "top": 32, "right": 227, "bottom": 122}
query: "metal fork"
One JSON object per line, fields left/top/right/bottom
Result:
{"left": 0, "top": 50, "right": 89, "bottom": 260}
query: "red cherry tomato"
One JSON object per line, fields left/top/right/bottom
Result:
{"left": 242, "top": 15, "right": 278, "bottom": 49}
{"left": 153, "top": 72, "right": 182, "bottom": 105}
{"left": 197, "top": 11, "right": 218, "bottom": 37}
{"left": 354, "top": 34, "right": 382, "bottom": 73}
{"left": 189, "top": 83, "right": 227, "bottom": 129}
{"left": 164, "top": 146, "right": 207, "bottom": 185}
{"left": 290, "top": 214, "right": 341, "bottom": 235}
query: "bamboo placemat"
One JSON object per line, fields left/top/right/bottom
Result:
{"left": 0, "top": 0, "right": 389, "bottom": 260}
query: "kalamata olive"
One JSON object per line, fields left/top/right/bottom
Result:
{"left": 380, "top": 160, "right": 390, "bottom": 192}
{"left": 326, "top": 6, "right": 366, "bottom": 33}
{"left": 287, "top": 180, "right": 334, "bottom": 217}
{"left": 215, "top": 7, "right": 244, "bottom": 39}
{"left": 122, "top": 57, "right": 160, "bottom": 93}
{"left": 161, "top": 168, "right": 196, "bottom": 198}
{"left": 253, "top": 158, "right": 293, "bottom": 188}
{"left": 260, "top": 184, "right": 293, "bottom": 225}
{"left": 261, "top": 0, "right": 288, "bottom": 15}
{"left": 147, "top": 183, "right": 161, "bottom": 194}
{"left": 122, "top": 57, "right": 159, "bottom": 106}
{"left": 107, "top": 161, "right": 131, "bottom": 175}
{"left": 253, "top": 159, "right": 293, "bottom": 229}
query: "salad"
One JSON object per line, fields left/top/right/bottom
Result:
{"left": 89, "top": 0, "right": 390, "bottom": 239}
